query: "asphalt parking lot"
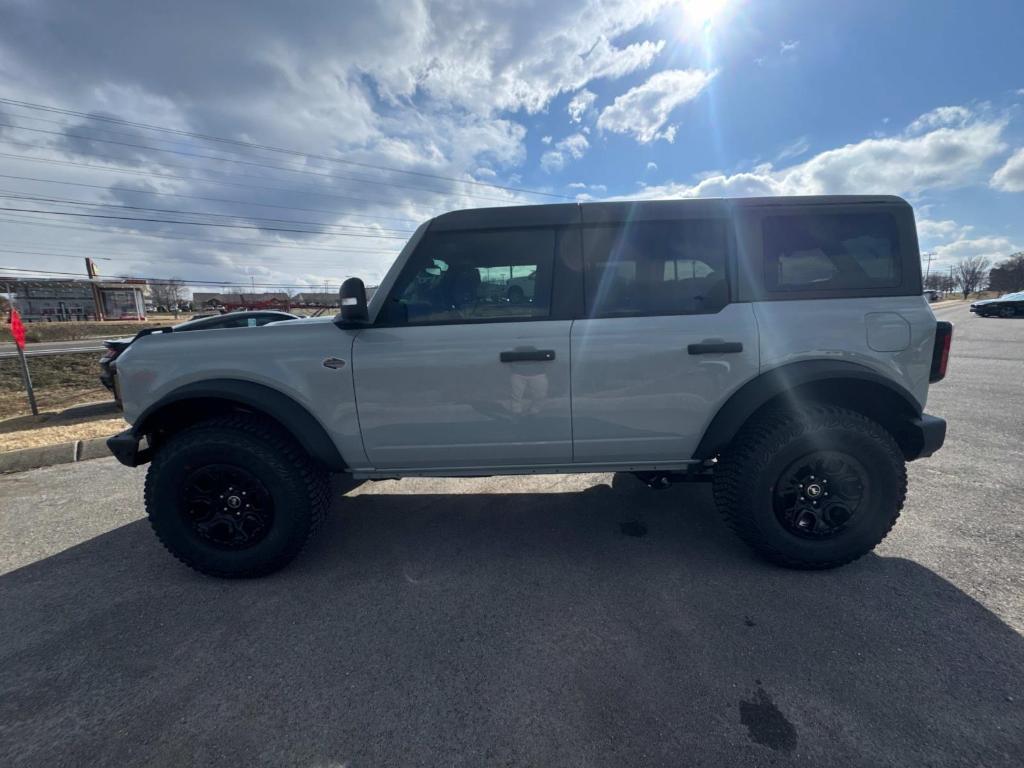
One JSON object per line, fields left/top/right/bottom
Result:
{"left": 1, "top": 302, "right": 1022, "bottom": 767}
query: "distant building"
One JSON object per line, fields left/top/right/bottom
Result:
{"left": 4, "top": 277, "right": 147, "bottom": 321}
{"left": 192, "top": 292, "right": 290, "bottom": 310}
{"left": 291, "top": 292, "right": 337, "bottom": 307}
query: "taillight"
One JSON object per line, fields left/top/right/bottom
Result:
{"left": 930, "top": 321, "right": 953, "bottom": 382}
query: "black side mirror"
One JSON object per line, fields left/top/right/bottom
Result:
{"left": 338, "top": 277, "right": 369, "bottom": 323}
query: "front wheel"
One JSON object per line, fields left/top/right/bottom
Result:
{"left": 712, "top": 405, "right": 906, "bottom": 569}
{"left": 144, "top": 415, "right": 331, "bottom": 578}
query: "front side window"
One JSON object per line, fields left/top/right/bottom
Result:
{"left": 763, "top": 213, "right": 901, "bottom": 292}
{"left": 583, "top": 219, "right": 728, "bottom": 317}
{"left": 379, "top": 228, "right": 556, "bottom": 324}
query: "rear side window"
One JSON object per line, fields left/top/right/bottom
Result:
{"left": 763, "top": 213, "right": 900, "bottom": 292}
{"left": 379, "top": 228, "right": 556, "bottom": 324}
{"left": 583, "top": 219, "right": 728, "bottom": 317}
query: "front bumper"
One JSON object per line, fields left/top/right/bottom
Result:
{"left": 902, "top": 414, "right": 946, "bottom": 460}
{"left": 107, "top": 429, "right": 151, "bottom": 467}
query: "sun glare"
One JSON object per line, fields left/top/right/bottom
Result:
{"left": 682, "top": 0, "right": 730, "bottom": 31}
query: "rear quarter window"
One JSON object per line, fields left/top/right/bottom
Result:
{"left": 763, "top": 212, "right": 901, "bottom": 292}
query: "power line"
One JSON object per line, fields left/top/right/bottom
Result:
{"left": 0, "top": 120, "right": 531, "bottom": 205}
{"left": 0, "top": 231, "right": 393, "bottom": 262}
{"left": 0, "top": 264, "right": 348, "bottom": 288}
{"left": 0, "top": 192, "right": 416, "bottom": 236}
{"left": 0, "top": 211, "right": 401, "bottom": 253}
{"left": 0, "top": 142, "right": 473, "bottom": 212}
{"left": 0, "top": 96, "right": 573, "bottom": 200}
{"left": 0, "top": 266, "right": 355, "bottom": 288}
{"left": 0, "top": 205, "right": 412, "bottom": 238}
{"left": 0, "top": 171, "right": 422, "bottom": 226}
{"left": 0, "top": 246, "right": 394, "bottom": 271}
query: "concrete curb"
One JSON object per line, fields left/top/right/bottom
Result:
{"left": 0, "top": 436, "right": 113, "bottom": 474}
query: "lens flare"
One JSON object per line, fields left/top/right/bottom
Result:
{"left": 682, "top": 0, "right": 729, "bottom": 31}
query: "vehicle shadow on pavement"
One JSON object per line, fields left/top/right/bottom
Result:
{"left": 1, "top": 475, "right": 1022, "bottom": 768}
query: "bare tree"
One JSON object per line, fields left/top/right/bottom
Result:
{"left": 955, "top": 256, "right": 991, "bottom": 299}
{"left": 150, "top": 278, "right": 186, "bottom": 311}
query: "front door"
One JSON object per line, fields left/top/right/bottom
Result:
{"left": 570, "top": 216, "right": 759, "bottom": 464}
{"left": 352, "top": 225, "right": 574, "bottom": 471}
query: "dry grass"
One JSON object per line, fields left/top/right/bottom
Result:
{"left": 0, "top": 352, "right": 112, "bottom": 420}
{"left": 0, "top": 417, "right": 126, "bottom": 453}
{"left": 0, "top": 319, "right": 166, "bottom": 344}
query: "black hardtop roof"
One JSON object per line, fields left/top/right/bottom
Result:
{"left": 428, "top": 195, "right": 910, "bottom": 230}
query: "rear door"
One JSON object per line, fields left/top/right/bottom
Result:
{"left": 352, "top": 224, "right": 579, "bottom": 470}
{"left": 570, "top": 213, "right": 759, "bottom": 464}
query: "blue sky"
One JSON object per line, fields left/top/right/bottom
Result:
{"left": 0, "top": 0, "right": 1021, "bottom": 289}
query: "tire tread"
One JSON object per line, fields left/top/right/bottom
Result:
{"left": 712, "top": 404, "right": 907, "bottom": 569}
{"left": 144, "top": 414, "right": 331, "bottom": 578}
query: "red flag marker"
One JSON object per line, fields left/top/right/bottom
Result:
{"left": 10, "top": 306, "right": 26, "bottom": 350}
{"left": 9, "top": 307, "right": 38, "bottom": 415}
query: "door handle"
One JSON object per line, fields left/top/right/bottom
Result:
{"left": 687, "top": 341, "right": 743, "bottom": 355}
{"left": 500, "top": 349, "right": 556, "bottom": 363}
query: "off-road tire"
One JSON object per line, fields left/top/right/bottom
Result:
{"left": 144, "top": 414, "right": 331, "bottom": 578}
{"left": 712, "top": 405, "right": 906, "bottom": 569}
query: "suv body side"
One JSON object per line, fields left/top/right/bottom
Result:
{"left": 115, "top": 195, "right": 939, "bottom": 476}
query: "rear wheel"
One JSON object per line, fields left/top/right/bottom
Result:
{"left": 712, "top": 405, "right": 906, "bottom": 569}
{"left": 144, "top": 415, "right": 331, "bottom": 578}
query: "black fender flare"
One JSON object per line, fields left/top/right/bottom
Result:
{"left": 694, "top": 360, "right": 923, "bottom": 460}
{"left": 133, "top": 379, "right": 346, "bottom": 471}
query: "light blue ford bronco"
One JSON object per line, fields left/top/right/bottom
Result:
{"left": 108, "top": 196, "right": 951, "bottom": 577}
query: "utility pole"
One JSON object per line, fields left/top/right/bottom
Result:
{"left": 922, "top": 251, "right": 936, "bottom": 283}
{"left": 85, "top": 257, "right": 105, "bottom": 321}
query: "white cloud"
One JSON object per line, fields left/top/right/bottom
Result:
{"left": 568, "top": 89, "right": 597, "bottom": 123}
{"left": 557, "top": 132, "right": 590, "bottom": 159}
{"left": 395, "top": 2, "right": 670, "bottom": 116}
{"left": 917, "top": 218, "right": 966, "bottom": 245}
{"left": 541, "top": 132, "right": 590, "bottom": 173}
{"left": 628, "top": 106, "right": 1007, "bottom": 198}
{"left": 780, "top": 40, "right": 799, "bottom": 54}
{"left": 776, "top": 136, "right": 809, "bottom": 162}
{"left": 597, "top": 68, "right": 717, "bottom": 143}
{"left": 540, "top": 135, "right": 553, "bottom": 145}
{"left": 934, "top": 236, "right": 1019, "bottom": 264}
{"left": 906, "top": 106, "right": 972, "bottom": 135}
{"left": 991, "top": 148, "right": 1024, "bottom": 192}
{"left": 540, "top": 150, "right": 566, "bottom": 173}
{"left": 646, "top": 161, "right": 658, "bottom": 172}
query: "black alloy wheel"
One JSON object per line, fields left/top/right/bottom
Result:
{"left": 772, "top": 451, "right": 867, "bottom": 539}
{"left": 181, "top": 463, "right": 275, "bottom": 549}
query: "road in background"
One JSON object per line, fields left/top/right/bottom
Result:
{"left": 1, "top": 303, "right": 1021, "bottom": 767}
{"left": 0, "top": 338, "right": 105, "bottom": 359}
